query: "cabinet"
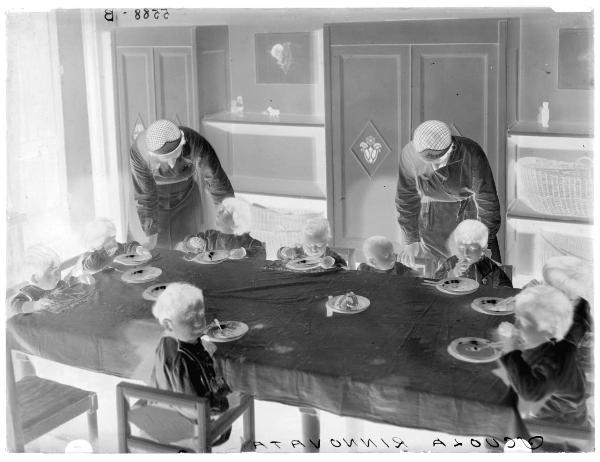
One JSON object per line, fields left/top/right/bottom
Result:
{"left": 505, "top": 121, "right": 594, "bottom": 287}
{"left": 202, "top": 111, "right": 327, "bottom": 199}
{"left": 325, "top": 18, "right": 517, "bottom": 261}
{"left": 113, "top": 26, "right": 229, "bottom": 239}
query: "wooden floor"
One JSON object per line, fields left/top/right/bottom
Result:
{"left": 21, "top": 356, "right": 501, "bottom": 453}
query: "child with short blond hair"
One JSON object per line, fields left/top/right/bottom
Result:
{"left": 434, "top": 219, "right": 512, "bottom": 287}
{"left": 277, "top": 217, "right": 347, "bottom": 268}
{"left": 496, "top": 284, "right": 589, "bottom": 426}
{"left": 79, "top": 218, "right": 149, "bottom": 273}
{"left": 150, "top": 283, "right": 231, "bottom": 445}
{"left": 176, "top": 197, "right": 264, "bottom": 257}
{"left": 358, "top": 236, "right": 416, "bottom": 275}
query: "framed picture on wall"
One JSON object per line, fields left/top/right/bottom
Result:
{"left": 558, "top": 28, "right": 593, "bottom": 90}
{"left": 254, "top": 32, "right": 314, "bottom": 84}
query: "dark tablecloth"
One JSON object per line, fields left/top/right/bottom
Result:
{"left": 7, "top": 250, "right": 524, "bottom": 438}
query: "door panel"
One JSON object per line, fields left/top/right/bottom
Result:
{"left": 330, "top": 45, "right": 410, "bottom": 251}
{"left": 411, "top": 44, "right": 499, "bottom": 178}
{"left": 154, "top": 47, "right": 196, "bottom": 128}
{"left": 115, "top": 46, "right": 156, "bottom": 241}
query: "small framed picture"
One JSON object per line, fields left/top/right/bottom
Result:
{"left": 254, "top": 32, "right": 314, "bottom": 84}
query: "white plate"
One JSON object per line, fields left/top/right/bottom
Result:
{"left": 190, "top": 250, "right": 230, "bottom": 264}
{"left": 436, "top": 277, "right": 479, "bottom": 295}
{"left": 447, "top": 337, "right": 502, "bottom": 363}
{"left": 285, "top": 257, "right": 323, "bottom": 271}
{"left": 114, "top": 252, "right": 152, "bottom": 266}
{"left": 142, "top": 283, "right": 171, "bottom": 301}
{"left": 471, "top": 297, "right": 515, "bottom": 316}
{"left": 204, "top": 321, "right": 249, "bottom": 342}
{"left": 326, "top": 294, "right": 370, "bottom": 314}
{"left": 121, "top": 266, "right": 162, "bottom": 284}
{"left": 228, "top": 247, "right": 247, "bottom": 260}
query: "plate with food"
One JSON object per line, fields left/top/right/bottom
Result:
{"left": 142, "top": 283, "right": 171, "bottom": 301}
{"left": 121, "top": 266, "right": 162, "bottom": 284}
{"left": 113, "top": 252, "right": 152, "bottom": 266}
{"left": 471, "top": 297, "right": 515, "bottom": 316}
{"left": 447, "top": 337, "right": 502, "bottom": 363}
{"left": 204, "top": 321, "right": 249, "bottom": 343}
{"left": 190, "top": 250, "right": 230, "bottom": 264}
{"left": 228, "top": 247, "right": 247, "bottom": 260}
{"left": 326, "top": 292, "right": 370, "bottom": 314}
{"left": 436, "top": 277, "right": 479, "bottom": 295}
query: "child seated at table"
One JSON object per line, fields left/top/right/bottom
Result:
{"left": 9, "top": 245, "right": 67, "bottom": 317}
{"left": 434, "top": 219, "right": 512, "bottom": 287}
{"left": 78, "top": 218, "right": 149, "bottom": 273}
{"left": 542, "top": 256, "right": 593, "bottom": 395}
{"left": 357, "top": 236, "right": 416, "bottom": 275}
{"left": 175, "top": 197, "right": 265, "bottom": 257}
{"left": 496, "top": 284, "right": 589, "bottom": 427}
{"left": 277, "top": 217, "right": 347, "bottom": 268}
{"left": 150, "top": 282, "right": 232, "bottom": 445}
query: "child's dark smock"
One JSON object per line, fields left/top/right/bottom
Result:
{"left": 151, "top": 336, "right": 230, "bottom": 414}
{"left": 500, "top": 299, "right": 592, "bottom": 426}
{"left": 434, "top": 255, "right": 512, "bottom": 288}
{"left": 277, "top": 246, "right": 347, "bottom": 268}
{"left": 357, "top": 261, "right": 417, "bottom": 276}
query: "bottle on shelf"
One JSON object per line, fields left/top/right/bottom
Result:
{"left": 537, "top": 101, "right": 550, "bottom": 128}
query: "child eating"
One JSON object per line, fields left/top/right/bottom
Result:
{"left": 79, "top": 218, "right": 150, "bottom": 273}
{"left": 176, "top": 197, "right": 265, "bottom": 257}
{"left": 357, "top": 236, "right": 416, "bottom": 275}
{"left": 277, "top": 217, "right": 347, "bottom": 268}
{"left": 150, "top": 282, "right": 231, "bottom": 445}
{"left": 496, "top": 284, "right": 590, "bottom": 427}
{"left": 9, "top": 245, "right": 67, "bottom": 317}
{"left": 434, "top": 219, "right": 512, "bottom": 287}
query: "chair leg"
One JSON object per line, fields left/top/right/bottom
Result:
{"left": 299, "top": 407, "right": 320, "bottom": 453}
{"left": 242, "top": 398, "right": 255, "bottom": 451}
{"left": 87, "top": 394, "right": 99, "bottom": 452}
{"left": 87, "top": 410, "right": 99, "bottom": 452}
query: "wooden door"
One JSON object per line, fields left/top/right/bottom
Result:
{"left": 153, "top": 46, "right": 198, "bottom": 128}
{"left": 329, "top": 45, "right": 411, "bottom": 253}
{"left": 411, "top": 44, "right": 500, "bottom": 184}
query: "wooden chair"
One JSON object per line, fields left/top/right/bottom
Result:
{"left": 6, "top": 351, "right": 98, "bottom": 452}
{"left": 116, "top": 381, "right": 255, "bottom": 453}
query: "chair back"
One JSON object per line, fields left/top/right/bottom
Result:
{"left": 116, "top": 382, "right": 210, "bottom": 453}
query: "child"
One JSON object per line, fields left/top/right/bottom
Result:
{"left": 176, "top": 197, "right": 265, "bottom": 257}
{"left": 277, "top": 217, "right": 347, "bottom": 268}
{"left": 79, "top": 218, "right": 149, "bottom": 273}
{"left": 496, "top": 284, "right": 589, "bottom": 427}
{"left": 9, "top": 245, "right": 65, "bottom": 317}
{"left": 150, "top": 283, "right": 231, "bottom": 445}
{"left": 542, "top": 256, "right": 593, "bottom": 391}
{"left": 434, "top": 219, "right": 512, "bottom": 287}
{"left": 358, "top": 236, "right": 416, "bottom": 275}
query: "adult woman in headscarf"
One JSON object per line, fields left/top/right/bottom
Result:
{"left": 396, "top": 120, "right": 501, "bottom": 273}
{"left": 130, "top": 119, "right": 234, "bottom": 249}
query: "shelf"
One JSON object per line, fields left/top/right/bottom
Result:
{"left": 508, "top": 121, "right": 593, "bottom": 138}
{"left": 203, "top": 111, "right": 324, "bottom": 127}
{"left": 506, "top": 199, "right": 593, "bottom": 225}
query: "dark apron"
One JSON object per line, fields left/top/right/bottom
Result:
{"left": 155, "top": 177, "right": 203, "bottom": 250}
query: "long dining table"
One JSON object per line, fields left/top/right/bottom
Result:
{"left": 6, "top": 249, "right": 527, "bottom": 442}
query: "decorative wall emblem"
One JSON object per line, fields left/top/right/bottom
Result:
{"left": 350, "top": 120, "right": 391, "bottom": 177}
{"left": 360, "top": 136, "right": 382, "bottom": 164}
{"left": 131, "top": 114, "right": 145, "bottom": 142}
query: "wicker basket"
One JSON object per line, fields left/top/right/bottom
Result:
{"left": 517, "top": 156, "right": 594, "bottom": 218}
